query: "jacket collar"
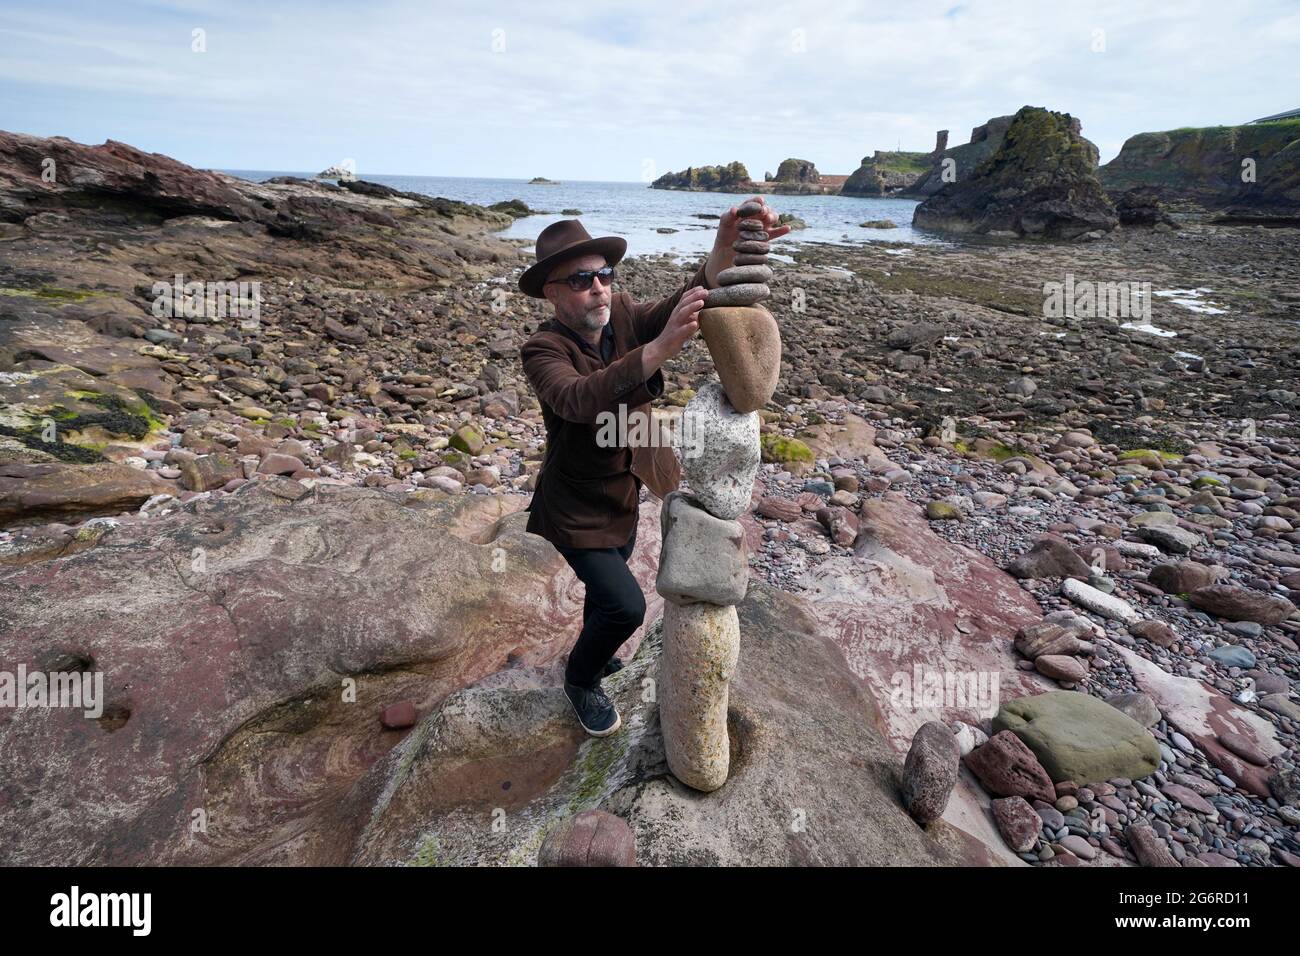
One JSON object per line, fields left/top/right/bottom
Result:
{"left": 546, "top": 314, "right": 615, "bottom": 362}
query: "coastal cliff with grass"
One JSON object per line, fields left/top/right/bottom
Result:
{"left": 1100, "top": 119, "right": 1300, "bottom": 220}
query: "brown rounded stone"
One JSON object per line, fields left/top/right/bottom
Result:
{"left": 379, "top": 700, "right": 417, "bottom": 729}
{"left": 1035, "top": 654, "right": 1088, "bottom": 682}
{"left": 992, "top": 795, "right": 1043, "bottom": 851}
{"left": 717, "top": 264, "right": 773, "bottom": 285}
{"left": 756, "top": 495, "right": 801, "bottom": 522}
{"left": 963, "top": 730, "right": 1056, "bottom": 803}
{"left": 698, "top": 305, "right": 782, "bottom": 414}
{"left": 902, "top": 721, "right": 960, "bottom": 824}
{"left": 732, "top": 240, "right": 770, "bottom": 255}
{"left": 733, "top": 253, "right": 769, "bottom": 266}
{"left": 538, "top": 809, "right": 637, "bottom": 866}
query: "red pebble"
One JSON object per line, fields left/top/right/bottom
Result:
{"left": 380, "top": 700, "right": 417, "bottom": 729}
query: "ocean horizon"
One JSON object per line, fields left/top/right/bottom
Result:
{"left": 222, "top": 170, "right": 939, "bottom": 259}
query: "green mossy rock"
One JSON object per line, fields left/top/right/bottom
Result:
{"left": 760, "top": 433, "right": 814, "bottom": 467}
{"left": 1101, "top": 118, "right": 1300, "bottom": 217}
{"left": 926, "top": 500, "right": 962, "bottom": 521}
{"left": 993, "top": 691, "right": 1160, "bottom": 784}
{"left": 841, "top": 150, "right": 932, "bottom": 197}
{"left": 449, "top": 424, "right": 485, "bottom": 455}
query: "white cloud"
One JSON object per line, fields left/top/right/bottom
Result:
{"left": 0, "top": 0, "right": 1295, "bottom": 176}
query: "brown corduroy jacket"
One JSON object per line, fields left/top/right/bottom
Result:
{"left": 521, "top": 261, "right": 709, "bottom": 549}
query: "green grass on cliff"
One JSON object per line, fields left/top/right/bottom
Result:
{"left": 870, "top": 151, "right": 932, "bottom": 175}
{"left": 1168, "top": 118, "right": 1300, "bottom": 134}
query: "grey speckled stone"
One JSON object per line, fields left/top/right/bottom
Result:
{"left": 705, "top": 282, "right": 769, "bottom": 307}
{"left": 678, "top": 382, "right": 760, "bottom": 520}
{"left": 717, "top": 264, "right": 773, "bottom": 286}
{"left": 902, "top": 721, "right": 960, "bottom": 824}
{"left": 656, "top": 490, "right": 748, "bottom": 606}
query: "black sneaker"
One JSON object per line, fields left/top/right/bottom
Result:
{"left": 602, "top": 656, "right": 625, "bottom": 677}
{"left": 563, "top": 680, "right": 622, "bottom": 737}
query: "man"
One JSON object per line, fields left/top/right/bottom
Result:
{"left": 519, "top": 197, "right": 790, "bottom": 736}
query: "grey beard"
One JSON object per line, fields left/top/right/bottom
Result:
{"left": 568, "top": 304, "right": 608, "bottom": 333}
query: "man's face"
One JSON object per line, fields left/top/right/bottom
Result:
{"left": 543, "top": 253, "right": 611, "bottom": 333}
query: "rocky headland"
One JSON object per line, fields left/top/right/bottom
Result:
{"left": 1100, "top": 119, "right": 1300, "bottom": 222}
{"left": 1, "top": 130, "right": 1298, "bottom": 867}
{"left": 841, "top": 132, "right": 946, "bottom": 198}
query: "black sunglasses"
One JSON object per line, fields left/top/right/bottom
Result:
{"left": 545, "top": 265, "right": 616, "bottom": 292}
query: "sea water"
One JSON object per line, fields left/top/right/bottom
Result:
{"left": 224, "top": 171, "right": 939, "bottom": 258}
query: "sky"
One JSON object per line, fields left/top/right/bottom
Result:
{"left": 1, "top": 0, "right": 1297, "bottom": 181}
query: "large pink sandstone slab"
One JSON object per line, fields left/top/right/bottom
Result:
{"left": 0, "top": 482, "right": 665, "bottom": 865}
{"left": 798, "top": 492, "right": 1053, "bottom": 864}
{"left": 332, "top": 579, "right": 1006, "bottom": 866}
{"left": 0, "top": 478, "right": 1006, "bottom": 866}
{"left": 1111, "top": 644, "right": 1285, "bottom": 797}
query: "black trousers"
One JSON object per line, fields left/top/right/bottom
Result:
{"left": 554, "top": 520, "right": 645, "bottom": 689}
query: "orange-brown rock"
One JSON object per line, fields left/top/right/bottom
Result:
{"left": 698, "top": 305, "right": 781, "bottom": 413}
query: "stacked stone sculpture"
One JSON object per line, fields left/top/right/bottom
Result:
{"left": 704, "top": 207, "right": 773, "bottom": 308}
{"left": 698, "top": 200, "right": 782, "bottom": 414}
{"left": 655, "top": 383, "right": 760, "bottom": 792}
{"left": 654, "top": 203, "right": 786, "bottom": 794}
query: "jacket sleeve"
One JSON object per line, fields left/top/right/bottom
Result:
{"left": 521, "top": 338, "right": 663, "bottom": 425}
{"left": 627, "top": 258, "right": 711, "bottom": 346}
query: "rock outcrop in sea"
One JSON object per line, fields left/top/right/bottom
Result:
{"left": 841, "top": 133, "right": 944, "bottom": 197}
{"left": 650, "top": 161, "right": 752, "bottom": 193}
{"left": 840, "top": 150, "right": 932, "bottom": 197}
{"left": 652, "top": 159, "right": 845, "bottom": 195}
{"left": 912, "top": 106, "right": 1118, "bottom": 239}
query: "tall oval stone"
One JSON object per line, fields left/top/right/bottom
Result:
{"left": 901, "top": 720, "right": 960, "bottom": 824}
{"left": 679, "top": 383, "right": 760, "bottom": 520}
{"left": 659, "top": 601, "right": 740, "bottom": 792}
{"left": 698, "top": 305, "right": 782, "bottom": 414}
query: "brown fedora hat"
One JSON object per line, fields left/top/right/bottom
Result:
{"left": 519, "top": 219, "right": 627, "bottom": 298}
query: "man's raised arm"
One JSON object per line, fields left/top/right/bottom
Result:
{"left": 521, "top": 338, "right": 665, "bottom": 425}
{"left": 628, "top": 259, "right": 711, "bottom": 346}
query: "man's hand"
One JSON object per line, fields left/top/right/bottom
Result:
{"left": 705, "top": 196, "right": 792, "bottom": 288}
{"left": 644, "top": 285, "right": 707, "bottom": 377}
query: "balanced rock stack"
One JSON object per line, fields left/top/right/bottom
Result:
{"left": 654, "top": 202, "right": 785, "bottom": 792}
{"left": 698, "top": 200, "right": 782, "bottom": 414}
{"left": 655, "top": 382, "right": 760, "bottom": 792}
{"left": 706, "top": 201, "right": 773, "bottom": 308}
